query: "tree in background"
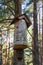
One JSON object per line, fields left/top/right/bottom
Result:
{"left": 0, "top": 30, "right": 2, "bottom": 65}
{"left": 32, "top": 0, "right": 39, "bottom": 65}
{"left": 42, "top": 1, "right": 43, "bottom": 65}
{"left": 40, "top": 0, "right": 43, "bottom": 65}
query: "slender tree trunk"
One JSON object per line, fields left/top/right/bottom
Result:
{"left": 13, "top": 0, "right": 25, "bottom": 65}
{"left": 0, "top": 30, "right": 2, "bottom": 65}
{"left": 2, "top": 31, "right": 7, "bottom": 65}
{"left": 42, "top": 0, "right": 43, "bottom": 65}
{"left": 32, "top": 0, "right": 39, "bottom": 65}
{"left": 40, "top": 0, "right": 43, "bottom": 65}
{"left": 0, "top": 30, "right": 4, "bottom": 65}
{"left": 6, "top": 27, "right": 10, "bottom": 65}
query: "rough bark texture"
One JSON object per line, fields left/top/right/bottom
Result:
{"left": 32, "top": 0, "right": 39, "bottom": 65}
{"left": 40, "top": 1, "right": 43, "bottom": 65}
{"left": 0, "top": 44, "right": 2, "bottom": 65}
{"left": 6, "top": 28, "right": 10, "bottom": 65}
{"left": 42, "top": 1, "right": 43, "bottom": 65}
{"left": 13, "top": 0, "right": 25, "bottom": 65}
{"left": 0, "top": 30, "right": 2, "bottom": 65}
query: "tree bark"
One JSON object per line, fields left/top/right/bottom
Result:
{"left": 32, "top": 0, "right": 39, "bottom": 65}
{"left": 0, "top": 30, "right": 2, "bottom": 65}
{"left": 40, "top": 0, "right": 43, "bottom": 65}
{"left": 42, "top": 1, "right": 43, "bottom": 65}
{"left": 6, "top": 27, "right": 10, "bottom": 65}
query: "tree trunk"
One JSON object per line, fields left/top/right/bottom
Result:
{"left": 40, "top": 0, "right": 43, "bottom": 65}
{"left": 13, "top": 0, "right": 25, "bottom": 65}
{"left": 42, "top": 1, "right": 43, "bottom": 65}
{"left": 0, "top": 30, "right": 2, "bottom": 65}
{"left": 6, "top": 27, "right": 10, "bottom": 65}
{"left": 32, "top": 0, "right": 39, "bottom": 65}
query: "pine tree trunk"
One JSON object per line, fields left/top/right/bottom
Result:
{"left": 0, "top": 30, "right": 2, "bottom": 65}
{"left": 6, "top": 27, "right": 10, "bottom": 65}
{"left": 13, "top": 0, "right": 25, "bottom": 65}
{"left": 40, "top": 0, "right": 43, "bottom": 65}
{"left": 32, "top": 0, "right": 39, "bottom": 65}
{"left": 42, "top": 1, "right": 43, "bottom": 65}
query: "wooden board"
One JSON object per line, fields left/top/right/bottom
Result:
{"left": 13, "top": 44, "right": 28, "bottom": 49}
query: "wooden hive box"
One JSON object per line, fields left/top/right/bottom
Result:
{"left": 10, "top": 14, "right": 32, "bottom": 49}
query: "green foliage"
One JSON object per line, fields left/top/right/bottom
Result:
{"left": 26, "top": 0, "right": 33, "bottom": 6}
{"left": 24, "top": 48, "right": 33, "bottom": 65}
